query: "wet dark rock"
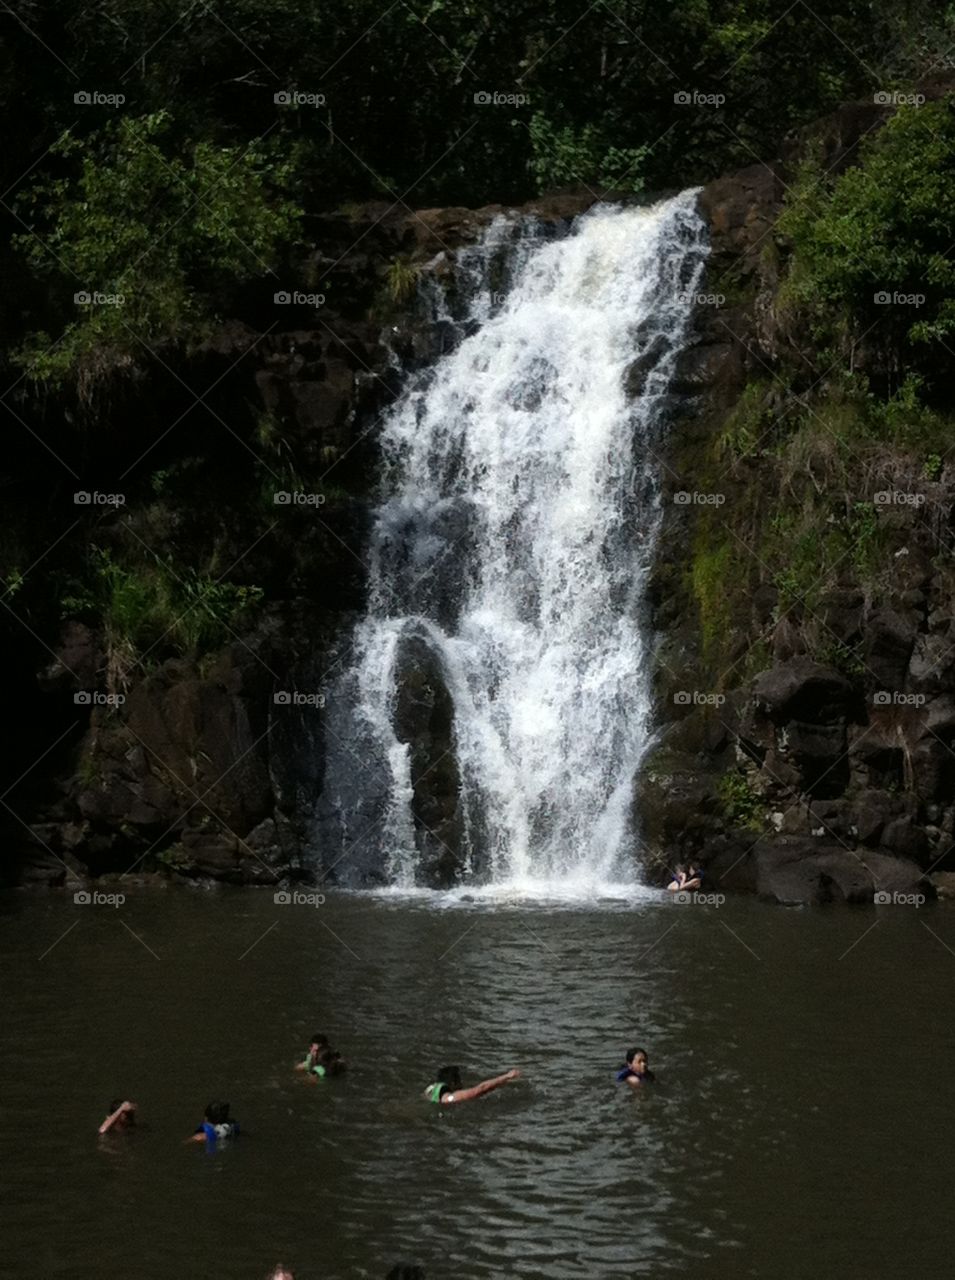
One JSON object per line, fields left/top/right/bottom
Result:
{"left": 705, "top": 834, "right": 928, "bottom": 905}
{"left": 752, "top": 659, "right": 851, "bottom": 723}
{"left": 392, "top": 629, "right": 464, "bottom": 886}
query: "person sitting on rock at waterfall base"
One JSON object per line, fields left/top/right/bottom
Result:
{"left": 424, "top": 1065, "right": 521, "bottom": 1105}
{"left": 187, "top": 1100, "right": 240, "bottom": 1149}
{"left": 296, "top": 1032, "right": 346, "bottom": 1079}
{"left": 98, "top": 1098, "right": 137, "bottom": 1134}
{"left": 616, "top": 1047, "right": 656, "bottom": 1088}
{"left": 666, "top": 864, "right": 703, "bottom": 892}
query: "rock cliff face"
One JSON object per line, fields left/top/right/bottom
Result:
{"left": 2, "top": 196, "right": 595, "bottom": 887}
{"left": 638, "top": 83, "right": 955, "bottom": 903}
{"left": 5, "top": 97, "right": 954, "bottom": 901}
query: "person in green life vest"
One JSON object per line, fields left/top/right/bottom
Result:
{"left": 423, "top": 1065, "right": 520, "bottom": 1105}
{"left": 296, "top": 1033, "right": 345, "bottom": 1079}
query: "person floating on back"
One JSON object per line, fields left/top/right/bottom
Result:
{"left": 99, "top": 1099, "right": 137, "bottom": 1134}
{"left": 423, "top": 1065, "right": 520, "bottom": 1105}
{"left": 295, "top": 1032, "right": 346, "bottom": 1079}
{"left": 188, "top": 1100, "right": 240, "bottom": 1149}
{"left": 616, "top": 1048, "right": 656, "bottom": 1088}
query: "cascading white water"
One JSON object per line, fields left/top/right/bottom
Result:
{"left": 324, "top": 192, "right": 708, "bottom": 895}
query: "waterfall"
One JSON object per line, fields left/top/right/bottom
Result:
{"left": 320, "top": 192, "right": 708, "bottom": 895}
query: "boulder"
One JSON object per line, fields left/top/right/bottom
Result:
{"left": 863, "top": 608, "right": 917, "bottom": 690}
{"left": 752, "top": 659, "right": 851, "bottom": 723}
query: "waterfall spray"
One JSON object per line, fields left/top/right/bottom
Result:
{"left": 321, "top": 192, "right": 708, "bottom": 895}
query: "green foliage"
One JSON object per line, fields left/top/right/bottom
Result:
{"left": 715, "top": 381, "right": 772, "bottom": 460}
{"left": 527, "top": 113, "right": 647, "bottom": 193}
{"left": 717, "top": 771, "right": 764, "bottom": 831}
{"left": 13, "top": 112, "right": 301, "bottom": 398}
{"left": 690, "top": 536, "right": 735, "bottom": 664}
{"left": 64, "top": 548, "right": 263, "bottom": 684}
{"left": 779, "top": 98, "right": 955, "bottom": 391}
{"left": 817, "top": 639, "right": 867, "bottom": 679}
{"left": 385, "top": 260, "right": 420, "bottom": 304}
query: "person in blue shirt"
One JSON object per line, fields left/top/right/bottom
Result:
{"left": 187, "top": 1100, "right": 240, "bottom": 1149}
{"left": 616, "top": 1047, "right": 656, "bottom": 1088}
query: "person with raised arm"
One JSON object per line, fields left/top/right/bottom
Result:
{"left": 423, "top": 1065, "right": 520, "bottom": 1105}
{"left": 98, "top": 1099, "right": 137, "bottom": 1134}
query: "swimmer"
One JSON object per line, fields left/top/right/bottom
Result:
{"left": 423, "top": 1065, "right": 520, "bottom": 1105}
{"left": 666, "top": 864, "right": 702, "bottom": 892}
{"left": 296, "top": 1033, "right": 330, "bottom": 1076}
{"left": 616, "top": 1047, "right": 655, "bottom": 1088}
{"left": 268, "top": 1268, "right": 295, "bottom": 1280}
{"left": 98, "top": 1099, "right": 137, "bottom": 1134}
{"left": 296, "top": 1033, "right": 345, "bottom": 1078}
{"left": 187, "top": 1100, "right": 240, "bottom": 1148}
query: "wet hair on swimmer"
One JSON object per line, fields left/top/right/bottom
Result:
{"left": 310, "top": 1033, "right": 329, "bottom": 1048}
{"left": 625, "top": 1047, "right": 648, "bottom": 1065}
{"left": 204, "top": 1101, "right": 231, "bottom": 1125}
{"left": 318, "top": 1048, "right": 345, "bottom": 1076}
{"left": 437, "top": 1065, "right": 462, "bottom": 1090}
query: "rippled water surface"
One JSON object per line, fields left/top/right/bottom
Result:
{"left": 3, "top": 887, "right": 955, "bottom": 1279}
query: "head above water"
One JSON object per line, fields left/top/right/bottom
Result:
{"left": 625, "top": 1048, "right": 649, "bottom": 1073}
{"left": 204, "top": 1101, "right": 231, "bottom": 1125}
{"left": 309, "top": 1033, "right": 330, "bottom": 1051}
{"left": 436, "top": 1065, "right": 462, "bottom": 1091}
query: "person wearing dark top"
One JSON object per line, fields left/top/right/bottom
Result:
{"left": 616, "top": 1047, "right": 656, "bottom": 1088}
{"left": 187, "top": 1100, "right": 240, "bottom": 1148}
